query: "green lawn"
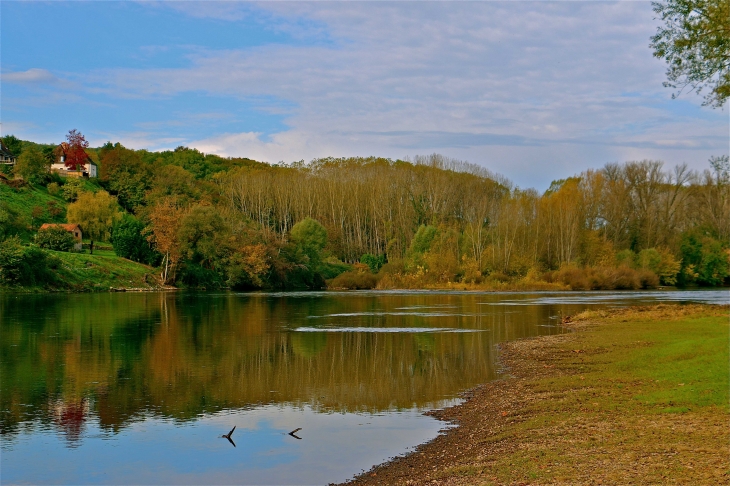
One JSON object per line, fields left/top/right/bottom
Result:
{"left": 446, "top": 305, "right": 729, "bottom": 484}
{"left": 1, "top": 249, "right": 160, "bottom": 292}
{"left": 0, "top": 183, "right": 67, "bottom": 240}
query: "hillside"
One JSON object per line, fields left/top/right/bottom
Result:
{"left": 0, "top": 179, "right": 162, "bottom": 292}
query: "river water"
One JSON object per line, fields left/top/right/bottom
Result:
{"left": 1, "top": 290, "right": 726, "bottom": 484}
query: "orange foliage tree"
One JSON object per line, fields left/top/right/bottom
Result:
{"left": 147, "top": 199, "right": 185, "bottom": 284}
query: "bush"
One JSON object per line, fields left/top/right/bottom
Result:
{"left": 0, "top": 237, "right": 54, "bottom": 286}
{"left": 47, "top": 182, "right": 60, "bottom": 196}
{"left": 328, "top": 270, "right": 378, "bottom": 289}
{"left": 637, "top": 269, "right": 660, "bottom": 288}
{"left": 486, "top": 271, "right": 510, "bottom": 283}
{"left": 637, "top": 247, "right": 680, "bottom": 285}
{"left": 379, "top": 260, "right": 405, "bottom": 275}
{"left": 318, "top": 260, "right": 352, "bottom": 280}
{"left": 35, "top": 226, "right": 75, "bottom": 251}
{"left": 543, "top": 265, "right": 658, "bottom": 290}
{"left": 178, "top": 262, "right": 222, "bottom": 289}
{"left": 607, "top": 266, "right": 641, "bottom": 290}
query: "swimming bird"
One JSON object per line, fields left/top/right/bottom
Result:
{"left": 288, "top": 428, "right": 302, "bottom": 440}
{"left": 221, "top": 426, "right": 236, "bottom": 447}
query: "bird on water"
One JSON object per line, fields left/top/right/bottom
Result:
{"left": 221, "top": 426, "right": 236, "bottom": 447}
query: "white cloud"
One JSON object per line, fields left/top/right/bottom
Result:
{"left": 2, "top": 68, "right": 59, "bottom": 84}
{"left": 46, "top": 2, "right": 730, "bottom": 187}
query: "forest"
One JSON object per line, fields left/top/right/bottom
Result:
{"left": 1, "top": 132, "right": 729, "bottom": 291}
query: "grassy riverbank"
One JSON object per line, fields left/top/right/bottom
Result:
{"left": 344, "top": 304, "right": 729, "bottom": 485}
{"left": 1, "top": 249, "right": 160, "bottom": 292}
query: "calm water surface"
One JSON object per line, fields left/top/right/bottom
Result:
{"left": 1, "top": 290, "right": 726, "bottom": 484}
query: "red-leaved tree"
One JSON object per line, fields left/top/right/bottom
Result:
{"left": 64, "top": 129, "right": 89, "bottom": 171}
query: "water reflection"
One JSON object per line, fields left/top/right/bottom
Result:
{"left": 2, "top": 291, "right": 555, "bottom": 439}
{"left": 1, "top": 290, "right": 724, "bottom": 484}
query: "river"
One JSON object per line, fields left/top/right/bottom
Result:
{"left": 1, "top": 290, "right": 726, "bottom": 484}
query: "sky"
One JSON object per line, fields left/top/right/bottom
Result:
{"left": 1, "top": 1, "right": 728, "bottom": 190}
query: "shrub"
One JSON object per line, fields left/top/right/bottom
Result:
{"left": 0, "top": 237, "right": 25, "bottom": 283}
{"left": 637, "top": 269, "right": 660, "bottom": 288}
{"left": 328, "top": 270, "right": 378, "bottom": 289}
{"left": 487, "top": 271, "right": 511, "bottom": 283}
{"left": 317, "top": 259, "right": 352, "bottom": 279}
{"left": 607, "top": 266, "right": 641, "bottom": 290}
{"left": 637, "top": 247, "right": 681, "bottom": 285}
{"left": 47, "top": 182, "right": 61, "bottom": 196}
{"left": 459, "top": 256, "right": 483, "bottom": 284}
{"left": 379, "top": 260, "right": 405, "bottom": 275}
{"left": 178, "top": 262, "right": 221, "bottom": 289}
{"left": 35, "top": 226, "right": 75, "bottom": 251}
{"left": 544, "top": 265, "right": 658, "bottom": 290}
{"left": 0, "top": 237, "right": 54, "bottom": 286}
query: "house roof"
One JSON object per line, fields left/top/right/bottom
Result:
{"left": 0, "top": 141, "right": 16, "bottom": 159}
{"left": 40, "top": 223, "right": 82, "bottom": 232}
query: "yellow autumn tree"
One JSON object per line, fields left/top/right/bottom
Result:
{"left": 147, "top": 198, "right": 185, "bottom": 284}
{"left": 66, "top": 190, "right": 121, "bottom": 252}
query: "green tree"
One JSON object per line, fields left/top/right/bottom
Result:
{"left": 61, "top": 178, "right": 85, "bottom": 202}
{"left": 66, "top": 190, "right": 121, "bottom": 252}
{"left": 147, "top": 164, "right": 199, "bottom": 206}
{"left": 1, "top": 135, "right": 22, "bottom": 157}
{"left": 408, "top": 225, "right": 438, "bottom": 257}
{"left": 360, "top": 253, "right": 385, "bottom": 273}
{"left": 110, "top": 215, "right": 159, "bottom": 265}
{"left": 679, "top": 232, "right": 730, "bottom": 285}
{"left": 13, "top": 146, "right": 49, "bottom": 184}
{"left": 290, "top": 217, "right": 328, "bottom": 266}
{"left": 99, "top": 143, "right": 150, "bottom": 212}
{"left": 651, "top": 0, "right": 730, "bottom": 107}
{"left": 177, "top": 205, "right": 227, "bottom": 269}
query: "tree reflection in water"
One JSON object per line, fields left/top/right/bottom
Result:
{"left": 1, "top": 291, "right": 564, "bottom": 444}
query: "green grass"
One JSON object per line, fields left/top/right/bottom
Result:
{"left": 1, "top": 250, "right": 160, "bottom": 292}
{"left": 48, "top": 250, "right": 159, "bottom": 291}
{"left": 0, "top": 183, "right": 67, "bottom": 240}
{"left": 443, "top": 305, "right": 729, "bottom": 484}
{"left": 0, "top": 179, "right": 104, "bottom": 239}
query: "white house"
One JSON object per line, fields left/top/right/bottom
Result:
{"left": 51, "top": 153, "right": 97, "bottom": 178}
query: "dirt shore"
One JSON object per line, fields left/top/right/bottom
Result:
{"left": 338, "top": 304, "right": 729, "bottom": 486}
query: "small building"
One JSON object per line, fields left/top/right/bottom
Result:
{"left": 39, "top": 223, "right": 83, "bottom": 250}
{"left": 51, "top": 145, "right": 97, "bottom": 178}
{"left": 0, "top": 142, "right": 16, "bottom": 165}
{"left": 51, "top": 161, "right": 97, "bottom": 178}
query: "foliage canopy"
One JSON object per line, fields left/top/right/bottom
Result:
{"left": 651, "top": 0, "right": 730, "bottom": 107}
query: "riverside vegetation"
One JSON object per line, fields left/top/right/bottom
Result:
{"left": 1, "top": 133, "right": 729, "bottom": 291}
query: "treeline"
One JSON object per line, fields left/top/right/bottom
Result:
{"left": 1, "top": 134, "right": 729, "bottom": 290}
